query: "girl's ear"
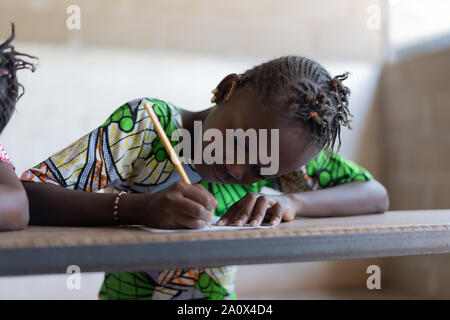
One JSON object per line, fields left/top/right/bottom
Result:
{"left": 212, "top": 73, "right": 240, "bottom": 104}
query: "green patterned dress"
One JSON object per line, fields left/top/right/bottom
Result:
{"left": 21, "top": 97, "right": 372, "bottom": 299}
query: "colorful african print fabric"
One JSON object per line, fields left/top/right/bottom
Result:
{"left": 0, "top": 143, "right": 14, "bottom": 169}
{"left": 278, "top": 151, "right": 373, "bottom": 193}
{"left": 21, "top": 97, "right": 372, "bottom": 300}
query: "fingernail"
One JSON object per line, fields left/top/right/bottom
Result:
{"left": 235, "top": 220, "right": 243, "bottom": 226}
{"left": 216, "top": 220, "right": 225, "bottom": 226}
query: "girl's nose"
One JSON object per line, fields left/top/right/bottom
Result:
{"left": 225, "top": 163, "right": 246, "bottom": 182}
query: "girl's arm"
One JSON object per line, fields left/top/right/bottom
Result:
{"left": 218, "top": 179, "right": 389, "bottom": 227}
{"left": 0, "top": 162, "right": 29, "bottom": 231}
{"left": 20, "top": 98, "right": 161, "bottom": 226}
{"left": 278, "top": 150, "right": 389, "bottom": 217}
{"left": 218, "top": 151, "right": 389, "bottom": 226}
{"left": 22, "top": 181, "right": 135, "bottom": 226}
{"left": 286, "top": 178, "right": 389, "bottom": 218}
{"left": 21, "top": 98, "right": 216, "bottom": 228}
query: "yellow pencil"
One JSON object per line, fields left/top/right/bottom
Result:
{"left": 143, "top": 101, "right": 211, "bottom": 228}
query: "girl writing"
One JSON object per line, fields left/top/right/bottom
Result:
{"left": 21, "top": 56, "right": 388, "bottom": 299}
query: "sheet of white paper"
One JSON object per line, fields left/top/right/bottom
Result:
{"left": 135, "top": 216, "right": 276, "bottom": 233}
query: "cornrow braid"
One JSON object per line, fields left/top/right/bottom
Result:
{"left": 0, "top": 23, "right": 37, "bottom": 134}
{"left": 238, "top": 56, "right": 352, "bottom": 151}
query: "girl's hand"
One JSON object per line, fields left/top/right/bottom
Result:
{"left": 216, "top": 193, "right": 298, "bottom": 227}
{"left": 140, "top": 181, "right": 218, "bottom": 229}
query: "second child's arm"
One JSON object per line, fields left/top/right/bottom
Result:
{"left": 0, "top": 162, "right": 29, "bottom": 231}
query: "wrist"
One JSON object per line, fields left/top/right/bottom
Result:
{"left": 117, "top": 193, "right": 150, "bottom": 225}
{"left": 285, "top": 192, "right": 306, "bottom": 217}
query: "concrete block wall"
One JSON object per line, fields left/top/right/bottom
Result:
{"left": 378, "top": 48, "right": 450, "bottom": 210}
{"left": 375, "top": 47, "right": 450, "bottom": 299}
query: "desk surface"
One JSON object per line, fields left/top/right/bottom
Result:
{"left": 1, "top": 210, "right": 449, "bottom": 276}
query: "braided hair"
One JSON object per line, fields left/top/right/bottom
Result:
{"left": 237, "top": 56, "right": 352, "bottom": 151}
{"left": 0, "top": 23, "right": 37, "bottom": 134}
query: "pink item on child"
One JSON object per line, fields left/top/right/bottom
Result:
{"left": 0, "top": 143, "right": 14, "bottom": 169}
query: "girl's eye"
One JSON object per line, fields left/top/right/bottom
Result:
{"left": 252, "top": 166, "right": 264, "bottom": 179}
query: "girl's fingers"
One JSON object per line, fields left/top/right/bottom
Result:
{"left": 181, "top": 182, "right": 218, "bottom": 212}
{"left": 249, "top": 196, "right": 270, "bottom": 226}
{"left": 234, "top": 193, "right": 259, "bottom": 226}
{"left": 269, "top": 203, "right": 283, "bottom": 226}
{"left": 192, "top": 183, "right": 219, "bottom": 208}
{"left": 218, "top": 194, "right": 280, "bottom": 227}
{"left": 178, "top": 196, "right": 213, "bottom": 222}
{"left": 176, "top": 213, "right": 208, "bottom": 229}
{"left": 217, "top": 200, "right": 241, "bottom": 226}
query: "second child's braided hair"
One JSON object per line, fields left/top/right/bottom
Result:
{"left": 215, "top": 56, "right": 352, "bottom": 152}
{"left": 0, "top": 23, "right": 37, "bottom": 134}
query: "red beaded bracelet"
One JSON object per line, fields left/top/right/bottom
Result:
{"left": 113, "top": 191, "right": 127, "bottom": 223}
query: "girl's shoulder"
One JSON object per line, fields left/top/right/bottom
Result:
{"left": 0, "top": 143, "right": 14, "bottom": 169}
{"left": 102, "top": 97, "right": 183, "bottom": 135}
{"left": 146, "top": 97, "right": 183, "bottom": 132}
{"left": 305, "top": 150, "right": 373, "bottom": 185}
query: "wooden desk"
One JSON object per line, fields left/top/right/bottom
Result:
{"left": 0, "top": 210, "right": 449, "bottom": 276}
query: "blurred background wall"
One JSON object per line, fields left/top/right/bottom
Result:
{"left": 0, "top": 0, "right": 449, "bottom": 299}
{"left": 1, "top": 0, "right": 384, "bottom": 59}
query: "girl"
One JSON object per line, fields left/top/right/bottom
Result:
{"left": 21, "top": 56, "right": 389, "bottom": 299}
{"left": 0, "top": 24, "right": 36, "bottom": 231}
